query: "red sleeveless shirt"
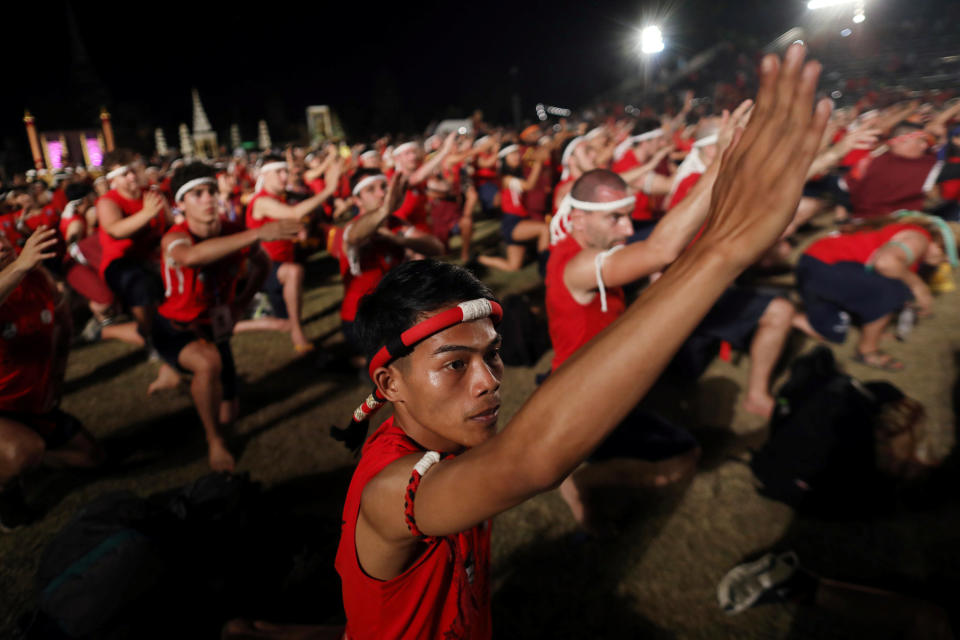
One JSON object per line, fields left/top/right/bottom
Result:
{"left": 327, "top": 220, "right": 406, "bottom": 323}
{"left": 0, "top": 270, "right": 57, "bottom": 413}
{"left": 546, "top": 235, "right": 625, "bottom": 371}
{"left": 245, "top": 190, "right": 295, "bottom": 263}
{"left": 157, "top": 220, "right": 249, "bottom": 324}
{"left": 335, "top": 417, "right": 492, "bottom": 640}
{"left": 97, "top": 189, "right": 166, "bottom": 276}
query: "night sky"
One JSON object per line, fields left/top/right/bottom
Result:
{"left": 1, "top": 0, "right": 947, "bottom": 172}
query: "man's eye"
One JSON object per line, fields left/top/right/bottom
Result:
{"left": 485, "top": 348, "right": 502, "bottom": 363}
{"left": 446, "top": 359, "right": 466, "bottom": 371}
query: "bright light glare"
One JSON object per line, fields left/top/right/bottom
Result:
{"left": 640, "top": 26, "right": 665, "bottom": 54}
{"left": 840, "top": 28, "right": 852, "bottom": 36}
{"left": 852, "top": 12, "right": 865, "bottom": 22}
{"left": 807, "top": 0, "right": 858, "bottom": 9}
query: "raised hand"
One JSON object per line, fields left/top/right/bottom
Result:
{"left": 142, "top": 191, "right": 165, "bottom": 218}
{"left": 716, "top": 99, "right": 753, "bottom": 153}
{"left": 16, "top": 225, "right": 57, "bottom": 271}
{"left": 701, "top": 44, "right": 832, "bottom": 268}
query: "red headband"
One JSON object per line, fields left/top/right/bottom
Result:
{"left": 890, "top": 131, "right": 930, "bottom": 145}
{"left": 331, "top": 298, "right": 503, "bottom": 452}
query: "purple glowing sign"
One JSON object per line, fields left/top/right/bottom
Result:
{"left": 86, "top": 138, "right": 103, "bottom": 166}
{"left": 46, "top": 140, "right": 63, "bottom": 169}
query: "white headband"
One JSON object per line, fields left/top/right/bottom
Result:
{"left": 584, "top": 127, "right": 605, "bottom": 140}
{"left": 498, "top": 144, "right": 520, "bottom": 159}
{"left": 473, "top": 136, "right": 491, "bottom": 149}
{"left": 352, "top": 174, "right": 387, "bottom": 196}
{"left": 106, "top": 166, "right": 129, "bottom": 181}
{"left": 693, "top": 133, "right": 718, "bottom": 148}
{"left": 175, "top": 177, "right": 217, "bottom": 203}
{"left": 560, "top": 136, "right": 585, "bottom": 180}
{"left": 392, "top": 142, "right": 417, "bottom": 157}
{"left": 359, "top": 150, "right": 380, "bottom": 161}
{"left": 550, "top": 193, "right": 637, "bottom": 245}
{"left": 258, "top": 161, "right": 288, "bottom": 174}
{"left": 613, "top": 128, "right": 664, "bottom": 161}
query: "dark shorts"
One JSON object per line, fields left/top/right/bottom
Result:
{"left": 152, "top": 315, "right": 237, "bottom": 399}
{"left": 592, "top": 406, "right": 698, "bottom": 463}
{"left": 501, "top": 213, "right": 525, "bottom": 245}
{"left": 103, "top": 257, "right": 163, "bottom": 309}
{"left": 0, "top": 408, "right": 83, "bottom": 449}
{"left": 796, "top": 255, "right": 912, "bottom": 343}
{"left": 694, "top": 286, "right": 776, "bottom": 350}
{"left": 536, "top": 374, "right": 697, "bottom": 462}
{"left": 477, "top": 182, "right": 498, "bottom": 211}
{"left": 262, "top": 262, "right": 289, "bottom": 319}
{"left": 802, "top": 173, "right": 851, "bottom": 209}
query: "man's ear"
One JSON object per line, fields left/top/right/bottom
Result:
{"left": 373, "top": 364, "right": 403, "bottom": 403}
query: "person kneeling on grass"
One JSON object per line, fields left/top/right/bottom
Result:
{"left": 149, "top": 162, "right": 300, "bottom": 472}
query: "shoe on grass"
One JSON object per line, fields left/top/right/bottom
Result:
{"left": 717, "top": 551, "right": 800, "bottom": 615}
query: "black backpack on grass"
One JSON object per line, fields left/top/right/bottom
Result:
{"left": 749, "top": 347, "right": 901, "bottom": 516}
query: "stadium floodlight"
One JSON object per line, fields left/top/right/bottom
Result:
{"left": 639, "top": 26, "right": 665, "bottom": 54}
{"left": 807, "top": 0, "right": 858, "bottom": 9}
{"left": 852, "top": 11, "right": 865, "bottom": 22}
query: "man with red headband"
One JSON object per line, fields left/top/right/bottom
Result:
{"left": 332, "top": 44, "right": 832, "bottom": 638}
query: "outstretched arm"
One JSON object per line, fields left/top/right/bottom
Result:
{"left": 0, "top": 227, "right": 57, "bottom": 305}
{"left": 363, "top": 44, "right": 831, "bottom": 548}
{"left": 254, "top": 160, "right": 342, "bottom": 221}
{"left": 164, "top": 219, "right": 300, "bottom": 268}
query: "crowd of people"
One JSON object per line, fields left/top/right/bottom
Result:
{"left": 2, "top": 41, "right": 960, "bottom": 638}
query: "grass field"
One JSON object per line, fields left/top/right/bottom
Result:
{"left": 2, "top": 219, "right": 959, "bottom": 638}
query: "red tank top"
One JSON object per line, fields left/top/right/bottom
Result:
{"left": 667, "top": 172, "right": 703, "bottom": 211}
{"left": 500, "top": 176, "right": 528, "bottom": 217}
{"left": 546, "top": 235, "right": 625, "bottom": 371}
{"left": 157, "top": 220, "right": 249, "bottom": 324}
{"left": 335, "top": 417, "right": 492, "bottom": 640}
{"left": 804, "top": 223, "right": 931, "bottom": 270}
{"left": 393, "top": 185, "right": 430, "bottom": 232}
{"left": 474, "top": 154, "right": 497, "bottom": 186}
{"left": 327, "top": 219, "right": 407, "bottom": 322}
{"left": 245, "top": 190, "right": 295, "bottom": 263}
{"left": 0, "top": 270, "right": 57, "bottom": 413}
{"left": 97, "top": 189, "right": 166, "bottom": 275}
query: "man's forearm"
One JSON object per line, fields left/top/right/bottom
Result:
{"left": 103, "top": 209, "right": 155, "bottom": 239}
{"left": 417, "top": 241, "right": 741, "bottom": 535}
{"left": 409, "top": 149, "right": 449, "bottom": 185}
{"left": 234, "top": 251, "right": 270, "bottom": 312}
{"left": 173, "top": 229, "right": 261, "bottom": 267}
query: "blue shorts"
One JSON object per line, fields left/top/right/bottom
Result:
{"left": 694, "top": 287, "right": 776, "bottom": 350}
{"left": 796, "top": 255, "right": 912, "bottom": 342}
{"left": 501, "top": 213, "right": 526, "bottom": 245}
{"left": 477, "top": 182, "right": 498, "bottom": 211}
{"left": 261, "top": 262, "right": 289, "bottom": 319}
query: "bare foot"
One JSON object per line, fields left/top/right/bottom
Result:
{"left": 558, "top": 475, "right": 587, "bottom": 525}
{"left": 147, "top": 364, "right": 182, "bottom": 395}
{"left": 743, "top": 392, "right": 775, "bottom": 419}
{"left": 208, "top": 441, "right": 236, "bottom": 472}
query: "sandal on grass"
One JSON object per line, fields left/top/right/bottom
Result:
{"left": 852, "top": 349, "right": 904, "bottom": 371}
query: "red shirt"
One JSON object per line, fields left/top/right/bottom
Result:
{"left": 848, "top": 153, "right": 939, "bottom": 219}
{"left": 668, "top": 172, "right": 702, "bottom": 210}
{"left": 335, "top": 417, "right": 492, "bottom": 640}
{"left": 804, "top": 223, "right": 931, "bottom": 270}
{"left": 393, "top": 184, "right": 430, "bottom": 232}
{"left": 158, "top": 220, "right": 249, "bottom": 324}
{"left": 97, "top": 189, "right": 166, "bottom": 276}
{"left": 0, "top": 212, "right": 25, "bottom": 252}
{"left": 500, "top": 176, "right": 528, "bottom": 217}
{"left": 546, "top": 235, "right": 625, "bottom": 371}
{"left": 611, "top": 152, "right": 656, "bottom": 221}
{"left": 0, "top": 270, "right": 58, "bottom": 413}
{"left": 21, "top": 206, "right": 61, "bottom": 234}
{"left": 245, "top": 190, "right": 295, "bottom": 263}
{"left": 51, "top": 188, "right": 68, "bottom": 213}
{"left": 327, "top": 219, "right": 406, "bottom": 323}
